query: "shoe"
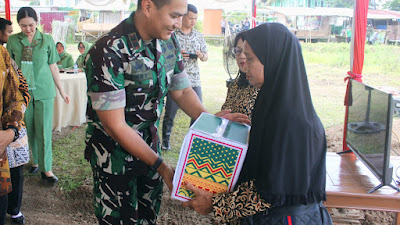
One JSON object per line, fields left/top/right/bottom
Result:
{"left": 29, "top": 166, "right": 39, "bottom": 173}
{"left": 41, "top": 172, "right": 59, "bottom": 183}
{"left": 11, "top": 214, "right": 25, "bottom": 224}
{"left": 161, "top": 140, "right": 171, "bottom": 151}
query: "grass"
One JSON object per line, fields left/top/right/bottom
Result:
{"left": 53, "top": 42, "right": 400, "bottom": 191}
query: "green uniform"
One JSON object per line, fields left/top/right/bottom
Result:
{"left": 7, "top": 29, "right": 60, "bottom": 173}
{"left": 75, "top": 41, "right": 91, "bottom": 69}
{"left": 85, "top": 12, "right": 189, "bottom": 224}
{"left": 56, "top": 41, "right": 74, "bottom": 69}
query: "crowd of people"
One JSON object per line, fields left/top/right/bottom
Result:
{"left": 0, "top": 0, "right": 334, "bottom": 225}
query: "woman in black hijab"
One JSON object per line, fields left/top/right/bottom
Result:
{"left": 183, "top": 23, "right": 333, "bottom": 225}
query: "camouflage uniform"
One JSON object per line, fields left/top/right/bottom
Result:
{"left": 84, "top": 12, "right": 190, "bottom": 225}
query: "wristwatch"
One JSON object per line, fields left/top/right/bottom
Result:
{"left": 150, "top": 156, "right": 163, "bottom": 171}
{"left": 5, "top": 125, "right": 19, "bottom": 142}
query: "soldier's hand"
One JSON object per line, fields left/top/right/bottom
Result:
{"left": 157, "top": 162, "right": 174, "bottom": 192}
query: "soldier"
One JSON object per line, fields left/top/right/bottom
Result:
{"left": 84, "top": 0, "right": 248, "bottom": 224}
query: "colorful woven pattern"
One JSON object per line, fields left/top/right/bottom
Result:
{"left": 178, "top": 136, "right": 240, "bottom": 198}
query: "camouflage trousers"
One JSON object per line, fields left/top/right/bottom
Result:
{"left": 92, "top": 167, "right": 163, "bottom": 225}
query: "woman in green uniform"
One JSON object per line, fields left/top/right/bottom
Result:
{"left": 75, "top": 41, "right": 90, "bottom": 71}
{"left": 56, "top": 41, "right": 74, "bottom": 70}
{"left": 7, "top": 7, "right": 70, "bottom": 183}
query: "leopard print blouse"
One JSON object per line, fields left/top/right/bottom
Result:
{"left": 212, "top": 180, "right": 271, "bottom": 224}
{"left": 221, "top": 76, "right": 259, "bottom": 122}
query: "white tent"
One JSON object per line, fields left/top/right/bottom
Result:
{"left": 75, "top": 0, "right": 131, "bottom": 11}
{"left": 188, "top": 0, "right": 251, "bottom": 11}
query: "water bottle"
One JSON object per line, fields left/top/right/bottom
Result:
{"left": 73, "top": 63, "right": 78, "bottom": 73}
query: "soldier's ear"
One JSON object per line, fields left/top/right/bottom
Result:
{"left": 141, "top": 0, "right": 155, "bottom": 17}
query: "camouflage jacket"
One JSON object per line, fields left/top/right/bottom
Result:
{"left": 84, "top": 12, "right": 190, "bottom": 175}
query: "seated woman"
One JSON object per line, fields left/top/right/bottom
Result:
{"left": 56, "top": 41, "right": 74, "bottom": 70}
{"left": 183, "top": 23, "right": 333, "bottom": 225}
{"left": 221, "top": 32, "right": 259, "bottom": 121}
{"left": 75, "top": 41, "right": 91, "bottom": 71}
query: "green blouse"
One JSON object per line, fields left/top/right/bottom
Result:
{"left": 7, "top": 29, "right": 60, "bottom": 100}
{"left": 75, "top": 41, "right": 91, "bottom": 69}
{"left": 56, "top": 41, "right": 74, "bottom": 69}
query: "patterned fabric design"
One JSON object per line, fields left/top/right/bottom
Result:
{"left": 221, "top": 75, "right": 259, "bottom": 122}
{"left": 92, "top": 166, "right": 163, "bottom": 225}
{"left": 212, "top": 180, "right": 271, "bottom": 225}
{"left": 176, "top": 29, "right": 207, "bottom": 87}
{"left": 7, "top": 127, "right": 29, "bottom": 168}
{"left": 84, "top": 12, "right": 189, "bottom": 176}
{"left": 0, "top": 45, "right": 24, "bottom": 129}
{"left": 10, "top": 59, "right": 31, "bottom": 106}
{"left": 0, "top": 154, "right": 12, "bottom": 196}
{"left": 178, "top": 136, "right": 240, "bottom": 198}
{"left": 7, "top": 58, "right": 31, "bottom": 168}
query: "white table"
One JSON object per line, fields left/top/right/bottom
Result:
{"left": 52, "top": 72, "right": 87, "bottom": 131}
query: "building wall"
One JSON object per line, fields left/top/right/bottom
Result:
{"left": 203, "top": 9, "right": 222, "bottom": 35}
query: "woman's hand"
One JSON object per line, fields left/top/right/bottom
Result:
{"left": 61, "top": 93, "right": 70, "bottom": 104}
{"left": 0, "top": 129, "right": 14, "bottom": 155}
{"left": 182, "top": 181, "right": 213, "bottom": 215}
{"left": 215, "top": 110, "right": 251, "bottom": 125}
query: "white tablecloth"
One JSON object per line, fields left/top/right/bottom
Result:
{"left": 52, "top": 72, "right": 87, "bottom": 131}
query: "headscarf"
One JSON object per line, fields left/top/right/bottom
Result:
{"left": 57, "top": 41, "right": 67, "bottom": 60}
{"left": 75, "top": 41, "right": 91, "bottom": 68}
{"left": 238, "top": 23, "right": 327, "bottom": 207}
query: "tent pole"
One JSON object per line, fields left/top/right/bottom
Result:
{"left": 5, "top": 0, "right": 11, "bottom": 20}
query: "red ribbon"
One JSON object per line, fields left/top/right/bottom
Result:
{"left": 344, "top": 71, "right": 363, "bottom": 83}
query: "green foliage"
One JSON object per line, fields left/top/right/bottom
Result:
{"left": 223, "top": 12, "right": 248, "bottom": 26}
{"left": 384, "top": 0, "right": 400, "bottom": 11}
{"left": 30, "top": 0, "right": 40, "bottom": 6}
{"left": 129, "top": 2, "right": 137, "bottom": 11}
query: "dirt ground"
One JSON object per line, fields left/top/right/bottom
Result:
{"left": 3, "top": 120, "right": 400, "bottom": 225}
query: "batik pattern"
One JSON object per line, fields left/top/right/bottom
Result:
{"left": 212, "top": 180, "right": 271, "bottom": 225}
{"left": 176, "top": 29, "right": 207, "bottom": 87}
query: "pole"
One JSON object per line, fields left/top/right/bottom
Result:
{"left": 251, "top": 0, "right": 256, "bottom": 28}
{"left": 5, "top": 0, "right": 11, "bottom": 20}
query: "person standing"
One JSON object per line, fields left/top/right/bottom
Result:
{"left": 346, "top": 27, "right": 352, "bottom": 43}
{"left": 183, "top": 23, "right": 333, "bottom": 225}
{"left": 0, "top": 17, "right": 30, "bottom": 225}
{"left": 243, "top": 18, "right": 250, "bottom": 30}
{"left": 0, "top": 44, "right": 25, "bottom": 225}
{"left": 84, "top": 0, "right": 249, "bottom": 223}
{"left": 221, "top": 32, "right": 259, "bottom": 122}
{"left": 7, "top": 7, "right": 70, "bottom": 183}
{"left": 220, "top": 17, "right": 227, "bottom": 35}
{"left": 161, "top": 3, "right": 208, "bottom": 150}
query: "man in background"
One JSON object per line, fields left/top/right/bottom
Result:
{"left": 162, "top": 3, "right": 208, "bottom": 150}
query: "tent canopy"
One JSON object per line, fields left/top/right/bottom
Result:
{"left": 75, "top": 0, "right": 130, "bottom": 11}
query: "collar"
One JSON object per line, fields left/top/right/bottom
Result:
{"left": 18, "top": 29, "right": 42, "bottom": 47}
{"left": 176, "top": 28, "right": 194, "bottom": 36}
{"left": 125, "top": 11, "right": 160, "bottom": 52}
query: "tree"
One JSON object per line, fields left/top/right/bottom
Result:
{"left": 384, "top": 0, "right": 400, "bottom": 11}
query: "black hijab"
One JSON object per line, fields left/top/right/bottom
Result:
{"left": 239, "top": 23, "right": 327, "bottom": 207}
